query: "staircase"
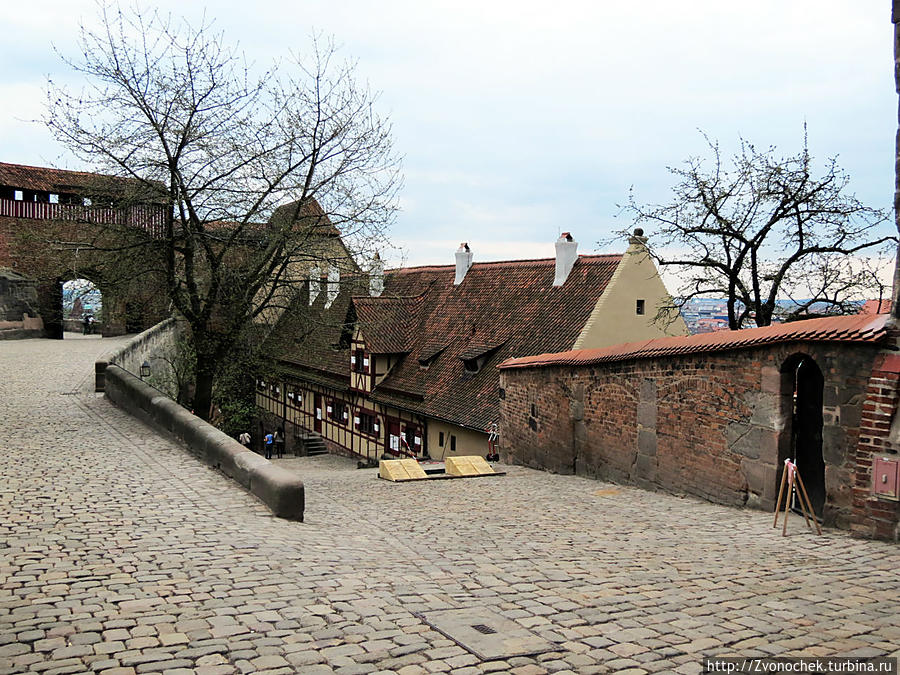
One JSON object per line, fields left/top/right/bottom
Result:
{"left": 299, "top": 431, "right": 328, "bottom": 457}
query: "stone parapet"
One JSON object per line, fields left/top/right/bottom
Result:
{"left": 103, "top": 363, "right": 304, "bottom": 521}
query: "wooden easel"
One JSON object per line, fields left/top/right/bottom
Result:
{"left": 773, "top": 458, "right": 822, "bottom": 536}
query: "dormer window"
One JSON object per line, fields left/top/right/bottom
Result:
{"left": 458, "top": 342, "right": 504, "bottom": 376}
{"left": 352, "top": 348, "right": 369, "bottom": 373}
{"left": 463, "top": 356, "right": 485, "bottom": 374}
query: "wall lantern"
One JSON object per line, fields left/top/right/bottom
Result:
{"left": 140, "top": 361, "right": 151, "bottom": 378}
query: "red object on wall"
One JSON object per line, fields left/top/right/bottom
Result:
{"left": 872, "top": 457, "right": 900, "bottom": 501}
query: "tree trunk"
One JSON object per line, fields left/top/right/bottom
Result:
{"left": 192, "top": 357, "right": 216, "bottom": 421}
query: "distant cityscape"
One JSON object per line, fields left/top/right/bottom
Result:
{"left": 62, "top": 280, "right": 102, "bottom": 320}
{"left": 679, "top": 298, "right": 878, "bottom": 334}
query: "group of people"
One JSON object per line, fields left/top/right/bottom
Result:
{"left": 81, "top": 314, "right": 96, "bottom": 334}
{"left": 238, "top": 428, "right": 284, "bottom": 459}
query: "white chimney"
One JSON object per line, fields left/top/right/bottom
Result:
{"left": 553, "top": 232, "right": 577, "bottom": 286}
{"left": 454, "top": 242, "right": 473, "bottom": 285}
{"left": 369, "top": 252, "right": 385, "bottom": 297}
{"left": 325, "top": 266, "right": 340, "bottom": 309}
{"left": 308, "top": 265, "right": 321, "bottom": 305}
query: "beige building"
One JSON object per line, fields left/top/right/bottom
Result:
{"left": 256, "top": 231, "right": 686, "bottom": 461}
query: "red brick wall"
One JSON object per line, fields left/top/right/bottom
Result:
{"left": 852, "top": 353, "right": 900, "bottom": 539}
{"left": 500, "top": 342, "right": 900, "bottom": 539}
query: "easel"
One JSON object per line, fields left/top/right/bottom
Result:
{"left": 773, "top": 458, "right": 822, "bottom": 536}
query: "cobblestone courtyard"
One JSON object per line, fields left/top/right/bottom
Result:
{"left": 1, "top": 336, "right": 899, "bottom": 675}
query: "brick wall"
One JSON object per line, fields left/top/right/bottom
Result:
{"left": 500, "top": 341, "right": 900, "bottom": 539}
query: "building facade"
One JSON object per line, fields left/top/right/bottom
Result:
{"left": 257, "top": 231, "right": 687, "bottom": 462}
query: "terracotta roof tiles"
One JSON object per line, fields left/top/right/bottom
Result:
{"left": 499, "top": 313, "right": 893, "bottom": 370}
{"left": 360, "top": 254, "right": 622, "bottom": 430}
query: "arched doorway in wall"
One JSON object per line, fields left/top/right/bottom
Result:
{"left": 62, "top": 277, "right": 104, "bottom": 338}
{"left": 779, "top": 354, "right": 826, "bottom": 519}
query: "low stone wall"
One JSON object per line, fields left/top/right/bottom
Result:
{"left": 97, "top": 318, "right": 304, "bottom": 521}
{"left": 104, "top": 364, "right": 304, "bottom": 520}
{"left": 95, "top": 317, "right": 178, "bottom": 392}
{"left": 0, "top": 314, "right": 43, "bottom": 339}
{"left": 500, "top": 341, "right": 900, "bottom": 539}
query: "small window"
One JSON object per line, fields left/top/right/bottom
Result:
{"left": 49, "top": 193, "right": 59, "bottom": 204}
{"left": 359, "top": 413, "right": 376, "bottom": 435}
{"left": 14, "top": 190, "right": 23, "bottom": 201}
{"left": 439, "top": 431, "right": 445, "bottom": 447}
{"left": 257, "top": 378, "right": 266, "bottom": 391}
{"left": 330, "top": 401, "right": 347, "bottom": 424}
{"left": 636, "top": 299, "right": 645, "bottom": 315}
{"left": 450, "top": 435, "right": 456, "bottom": 452}
{"left": 83, "top": 197, "right": 92, "bottom": 206}
{"left": 531, "top": 403, "right": 537, "bottom": 417}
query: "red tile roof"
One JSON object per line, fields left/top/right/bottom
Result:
{"left": 354, "top": 293, "right": 426, "bottom": 353}
{"left": 357, "top": 254, "right": 623, "bottom": 430}
{"left": 499, "top": 313, "right": 893, "bottom": 370}
{"left": 0, "top": 162, "right": 135, "bottom": 196}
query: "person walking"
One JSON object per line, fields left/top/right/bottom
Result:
{"left": 263, "top": 431, "right": 274, "bottom": 459}
{"left": 274, "top": 428, "right": 285, "bottom": 459}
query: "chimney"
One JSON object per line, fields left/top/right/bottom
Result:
{"left": 308, "top": 265, "right": 321, "bottom": 305}
{"left": 454, "top": 242, "right": 473, "bottom": 285}
{"left": 325, "top": 266, "right": 340, "bottom": 309}
{"left": 553, "top": 232, "right": 577, "bottom": 286}
{"left": 628, "top": 227, "right": 648, "bottom": 250}
{"left": 369, "top": 252, "right": 385, "bottom": 297}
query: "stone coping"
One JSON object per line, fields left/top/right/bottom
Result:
{"left": 102, "top": 362, "right": 304, "bottom": 521}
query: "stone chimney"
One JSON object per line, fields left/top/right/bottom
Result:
{"left": 553, "top": 232, "right": 578, "bottom": 286}
{"left": 454, "top": 243, "right": 473, "bottom": 285}
{"left": 369, "top": 252, "right": 385, "bottom": 297}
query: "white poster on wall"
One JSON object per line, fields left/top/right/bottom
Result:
{"left": 316, "top": 409, "right": 322, "bottom": 420}
{"left": 390, "top": 435, "right": 400, "bottom": 451}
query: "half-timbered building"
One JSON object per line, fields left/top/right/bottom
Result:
{"left": 256, "top": 230, "right": 687, "bottom": 461}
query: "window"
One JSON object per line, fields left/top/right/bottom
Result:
{"left": 49, "top": 193, "right": 59, "bottom": 204}
{"left": 352, "top": 348, "right": 368, "bottom": 373}
{"left": 14, "top": 190, "right": 23, "bottom": 201}
{"left": 287, "top": 388, "right": 302, "bottom": 406}
{"left": 358, "top": 412, "right": 377, "bottom": 435}
{"left": 270, "top": 383, "right": 280, "bottom": 396}
{"left": 256, "top": 378, "right": 266, "bottom": 391}
{"left": 450, "top": 435, "right": 456, "bottom": 452}
{"left": 330, "top": 400, "right": 348, "bottom": 424}
{"left": 439, "top": 431, "right": 445, "bottom": 447}
{"left": 636, "top": 299, "right": 645, "bottom": 315}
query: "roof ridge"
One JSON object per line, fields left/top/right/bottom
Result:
{"left": 0, "top": 161, "right": 121, "bottom": 179}
{"left": 387, "top": 253, "right": 621, "bottom": 273}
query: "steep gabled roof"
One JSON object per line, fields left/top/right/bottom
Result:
{"left": 359, "top": 254, "right": 622, "bottom": 430}
{"left": 499, "top": 313, "right": 892, "bottom": 370}
{"left": 353, "top": 293, "right": 426, "bottom": 353}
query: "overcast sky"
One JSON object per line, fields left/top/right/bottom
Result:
{"left": 0, "top": 1, "right": 894, "bottom": 269}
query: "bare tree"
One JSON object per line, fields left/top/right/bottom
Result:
{"left": 45, "top": 4, "right": 400, "bottom": 419}
{"left": 623, "top": 132, "right": 893, "bottom": 329}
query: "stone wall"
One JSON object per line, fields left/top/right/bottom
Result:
{"left": 499, "top": 341, "right": 900, "bottom": 538}
{"left": 95, "top": 317, "right": 180, "bottom": 393}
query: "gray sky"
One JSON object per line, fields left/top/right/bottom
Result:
{"left": 1, "top": 0, "right": 893, "bottom": 268}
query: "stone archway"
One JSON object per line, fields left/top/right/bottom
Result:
{"left": 778, "top": 354, "right": 826, "bottom": 518}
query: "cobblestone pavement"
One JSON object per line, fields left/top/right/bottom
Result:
{"left": 2, "top": 336, "right": 900, "bottom": 675}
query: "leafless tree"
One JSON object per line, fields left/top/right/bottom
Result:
{"left": 623, "top": 132, "right": 893, "bottom": 329}
{"left": 45, "top": 4, "right": 400, "bottom": 419}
